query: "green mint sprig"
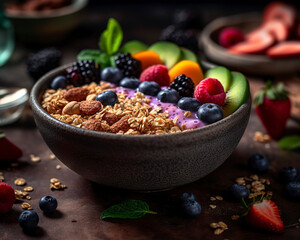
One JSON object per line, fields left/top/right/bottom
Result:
{"left": 101, "top": 200, "right": 157, "bottom": 220}
{"left": 279, "top": 135, "right": 300, "bottom": 151}
{"left": 77, "top": 18, "right": 122, "bottom": 68}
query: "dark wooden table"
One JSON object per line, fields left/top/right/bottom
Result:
{"left": 1, "top": 3, "right": 300, "bottom": 240}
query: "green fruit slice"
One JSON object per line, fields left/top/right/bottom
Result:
{"left": 222, "top": 72, "right": 250, "bottom": 117}
{"left": 148, "top": 41, "right": 181, "bottom": 68}
{"left": 180, "top": 47, "right": 198, "bottom": 63}
{"left": 204, "top": 66, "right": 232, "bottom": 92}
{"left": 120, "top": 40, "right": 148, "bottom": 54}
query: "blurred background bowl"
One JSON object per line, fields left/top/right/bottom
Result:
{"left": 4, "top": 0, "right": 88, "bottom": 45}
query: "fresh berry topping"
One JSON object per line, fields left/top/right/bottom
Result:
{"left": 100, "top": 67, "right": 123, "bottom": 84}
{"left": 194, "top": 78, "right": 226, "bottom": 106}
{"left": 177, "top": 97, "right": 201, "bottom": 112}
{"left": 157, "top": 89, "right": 180, "bottom": 104}
{"left": 196, "top": 103, "right": 223, "bottom": 124}
{"left": 284, "top": 182, "right": 300, "bottom": 200}
{"left": 139, "top": 64, "right": 170, "bottom": 86}
{"left": 248, "top": 154, "right": 269, "bottom": 172}
{"left": 50, "top": 75, "right": 67, "bottom": 90}
{"left": 245, "top": 199, "right": 284, "bottom": 233}
{"left": 0, "top": 182, "right": 15, "bottom": 214}
{"left": 27, "top": 48, "right": 61, "bottom": 81}
{"left": 137, "top": 81, "right": 161, "bottom": 96}
{"left": 119, "top": 77, "right": 140, "bottom": 89}
{"left": 219, "top": 27, "right": 245, "bottom": 48}
{"left": 115, "top": 53, "right": 141, "bottom": 78}
{"left": 96, "top": 90, "right": 118, "bottom": 107}
{"left": 0, "top": 131, "right": 23, "bottom": 161}
{"left": 254, "top": 81, "right": 291, "bottom": 139}
{"left": 18, "top": 210, "right": 39, "bottom": 231}
{"left": 170, "top": 74, "right": 194, "bottom": 97}
{"left": 66, "top": 60, "right": 100, "bottom": 87}
{"left": 279, "top": 166, "right": 299, "bottom": 183}
{"left": 181, "top": 200, "right": 202, "bottom": 217}
{"left": 39, "top": 195, "right": 58, "bottom": 213}
{"left": 228, "top": 184, "right": 250, "bottom": 201}
{"left": 180, "top": 192, "right": 197, "bottom": 202}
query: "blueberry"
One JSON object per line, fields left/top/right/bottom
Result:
{"left": 285, "top": 182, "right": 300, "bottom": 200}
{"left": 100, "top": 67, "right": 123, "bottom": 84}
{"left": 39, "top": 195, "right": 58, "bottom": 213}
{"left": 196, "top": 103, "right": 223, "bottom": 124}
{"left": 180, "top": 192, "right": 197, "bottom": 202}
{"left": 228, "top": 184, "right": 250, "bottom": 201}
{"left": 18, "top": 210, "right": 39, "bottom": 230}
{"left": 248, "top": 154, "right": 269, "bottom": 172}
{"left": 96, "top": 90, "right": 118, "bottom": 106}
{"left": 178, "top": 97, "right": 201, "bottom": 112}
{"left": 50, "top": 75, "right": 67, "bottom": 90}
{"left": 181, "top": 200, "right": 201, "bottom": 217}
{"left": 119, "top": 77, "right": 140, "bottom": 89}
{"left": 279, "top": 166, "right": 299, "bottom": 183}
{"left": 137, "top": 81, "right": 161, "bottom": 96}
{"left": 157, "top": 88, "right": 180, "bottom": 104}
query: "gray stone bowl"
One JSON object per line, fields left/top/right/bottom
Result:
{"left": 30, "top": 64, "right": 251, "bottom": 191}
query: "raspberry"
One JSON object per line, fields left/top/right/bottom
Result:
{"left": 115, "top": 53, "right": 141, "bottom": 78}
{"left": 219, "top": 27, "right": 245, "bottom": 48}
{"left": 0, "top": 182, "right": 15, "bottom": 214}
{"left": 170, "top": 74, "right": 194, "bottom": 97}
{"left": 194, "top": 78, "right": 226, "bottom": 106}
{"left": 139, "top": 64, "right": 170, "bottom": 86}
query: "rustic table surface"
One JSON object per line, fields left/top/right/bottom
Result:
{"left": 1, "top": 3, "right": 300, "bottom": 240}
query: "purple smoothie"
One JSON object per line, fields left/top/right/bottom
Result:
{"left": 115, "top": 87, "right": 205, "bottom": 130}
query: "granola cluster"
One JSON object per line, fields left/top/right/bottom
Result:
{"left": 41, "top": 82, "right": 184, "bottom": 135}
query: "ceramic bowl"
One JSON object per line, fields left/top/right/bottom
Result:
{"left": 200, "top": 13, "right": 300, "bottom": 76}
{"left": 30, "top": 64, "right": 251, "bottom": 191}
{"left": 4, "top": 0, "right": 88, "bottom": 44}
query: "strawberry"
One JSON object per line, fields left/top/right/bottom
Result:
{"left": 0, "top": 182, "right": 15, "bottom": 214}
{"left": 139, "top": 64, "right": 170, "bottom": 86}
{"left": 244, "top": 199, "right": 284, "bottom": 233}
{"left": 266, "top": 41, "right": 300, "bottom": 59}
{"left": 254, "top": 81, "right": 291, "bottom": 139}
{"left": 0, "top": 130, "right": 23, "bottom": 161}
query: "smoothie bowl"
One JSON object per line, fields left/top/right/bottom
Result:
{"left": 30, "top": 20, "right": 251, "bottom": 191}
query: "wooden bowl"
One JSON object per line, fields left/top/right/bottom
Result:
{"left": 200, "top": 13, "right": 300, "bottom": 76}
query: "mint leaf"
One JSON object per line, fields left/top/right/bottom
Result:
{"left": 99, "top": 18, "right": 123, "bottom": 56}
{"left": 279, "top": 135, "right": 300, "bottom": 150}
{"left": 77, "top": 49, "right": 102, "bottom": 61}
{"left": 101, "top": 200, "right": 157, "bottom": 220}
{"left": 98, "top": 53, "right": 111, "bottom": 69}
{"left": 0, "top": 130, "right": 5, "bottom": 138}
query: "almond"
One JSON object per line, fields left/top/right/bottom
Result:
{"left": 62, "top": 101, "right": 80, "bottom": 115}
{"left": 110, "top": 116, "right": 131, "bottom": 133}
{"left": 80, "top": 101, "right": 102, "bottom": 115}
{"left": 86, "top": 94, "right": 97, "bottom": 101}
{"left": 82, "top": 119, "right": 104, "bottom": 132}
{"left": 64, "top": 87, "right": 89, "bottom": 101}
{"left": 101, "top": 112, "right": 120, "bottom": 125}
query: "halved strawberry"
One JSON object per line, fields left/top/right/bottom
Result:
{"left": 262, "top": 1, "right": 297, "bottom": 30}
{"left": 245, "top": 199, "right": 284, "bottom": 233}
{"left": 229, "top": 31, "right": 275, "bottom": 55}
{"left": 0, "top": 131, "right": 23, "bottom": 161}
{"left": 266, "top": 41, "right": 300, "bottom": 58}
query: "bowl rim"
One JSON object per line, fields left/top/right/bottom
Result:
{"left": 30, "top": 63, "right": 251, "bottom": 141}
{"left": 4, "top": 0, "right": 88, "bottom": 19}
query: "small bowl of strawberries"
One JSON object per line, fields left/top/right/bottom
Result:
{"left": 201, "top": 1, "right": 300, "bottom": 76}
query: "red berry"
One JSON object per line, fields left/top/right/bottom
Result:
{"left": 139, "top": 64, "right": 170, "bottom": 86}
{"left": 0, "top": 182, "right": 15, "bottom": 214}
{"left": 219, "top": 27, "right": 245, "bottom": 48}
{"left": 194, "top": 78, "right": 226, "bottom": 106}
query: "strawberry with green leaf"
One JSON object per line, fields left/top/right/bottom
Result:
{"left": 254, "top": 81, "right": 291, "bottom": 139}
{"left": 0, "top": 130, "right": 23, "bottom": 161}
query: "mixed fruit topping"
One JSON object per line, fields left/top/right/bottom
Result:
{"left": 42, "top": 18, "right": 249, "bottom": 135}
{"left": 219, "top": 1, "right": 300, "bottom": 58}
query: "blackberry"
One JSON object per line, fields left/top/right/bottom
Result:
{"left": 170, "top": 74, "right": 194, "bottom": 97}
{"left": 115, "top": 53, "right": 141, "bottom": 78}
{"left": 66, "top": 60, "right": 100, "bottom": 86}
{"left": 27, "top": 48, "right": 61, "bottom": 81}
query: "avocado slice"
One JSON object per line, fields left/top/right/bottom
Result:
{"left": 148, "top": 41, "right": 181, "bottom": 68}
{"left": 222, "top": 72, "right": 250, "bottom": 117}
{"left": 180, "top": 47, "right": 198, "bottom": 63}
{"left": 120, "top": 40, "right": 148, "bottom": 54}
{"left": 204, "top": 66, "right": 232, "bottom": 92}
